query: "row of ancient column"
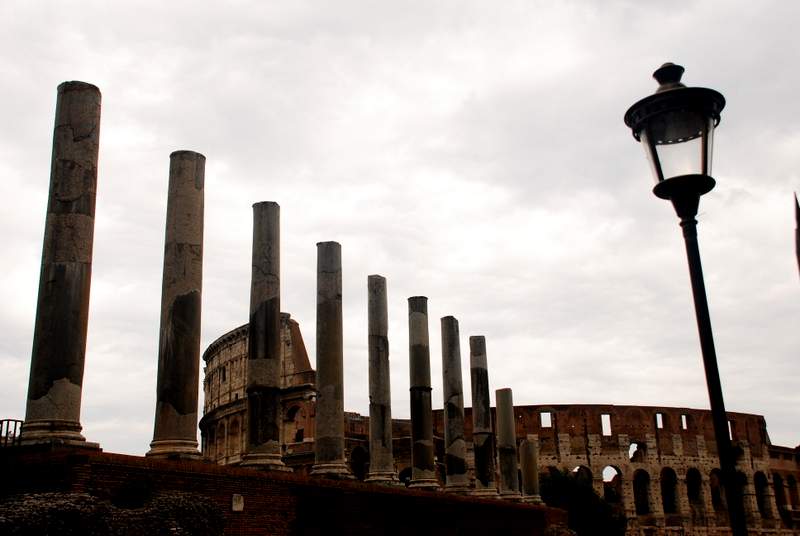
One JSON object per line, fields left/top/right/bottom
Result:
{"left": 17, "top": 81, "right": 544, "bottom": 501}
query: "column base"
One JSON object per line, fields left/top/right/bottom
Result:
{"left": 444, "top": 481, "right": 471, "bottom": 494}
{"left": 311, "top": 462, "right": 355, "bottom": 479}
{"left": 522, "top": 494, "right": 544, "bottom": 504}
{"left": 146, "top": 439, "right": 201, "bottom": 459}
{"left": 499, "top": 490, "right": 523, "bottom": 501}
{"left": 240, "top": 452, "right": 292, "bottom": 472}
{"left": 471, "top": 487, "right": 499, "bottom": 498}
{"left": 408, "top": 478, "right": 440, "bottom": 490}
{"left": 19, "top": 419, "right": 100, "bottom": 449}
{"left": 365, "top": 471, "right": 401, "bottom": 485}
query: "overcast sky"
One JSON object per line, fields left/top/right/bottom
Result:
{"left": 0, "top": 1, "right": 797, "bottom": 455}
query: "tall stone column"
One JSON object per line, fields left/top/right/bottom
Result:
{"left": 441, "top": 316, "right": 469, "bottom": 493}
{"left": 365, "top": 275, "right": 398, "bottom": 484}
{"left": 469, "top": 336, "right": 497, "bottom": 496}
{"left": 147, "top": 150, "right": 205, "bottom": 458}
{"left": 496, "top": 388, "right": 521, "bottom": 499}
{"left": 240, "top": 202, "right": 289, "bottom": 470}
{"left": 520, "top": 436, "right": 544, "bottom": 504}
{"left": 21, "top": 81, "right": 102, "bottom": 447}
{"left": 311, "top": 242, "right": 352, "bottom": 478}
{"left": 407, "top": 297, "right": 438, "bottom": 489}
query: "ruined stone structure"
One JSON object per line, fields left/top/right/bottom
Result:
{"left": 200, "top": 319, "right": 800, "bottom": 535}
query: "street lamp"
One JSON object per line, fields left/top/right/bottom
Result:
{"left": 624, "top": 63, "right": 747, "bottom": 536}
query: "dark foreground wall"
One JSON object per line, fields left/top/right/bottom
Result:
{"left": 0, "top": 447, "right": 567, "bottom": 535}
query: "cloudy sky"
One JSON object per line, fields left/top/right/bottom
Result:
{"left": 0, "top": 1, "right": 797, "bottom": 455}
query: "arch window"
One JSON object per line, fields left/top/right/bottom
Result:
{"left": 787, "top": 475, "right": 799, "bottom": 508}
{"left": 661, "top": 467, "right": 679, "bottom": 514}
{"left": 603, "top": 466, "right": 623, "bottom": 503}
{"left": 349, "top": 446, "right": 369, "bottom": 481}
{"left": 633, "top": 469, "right": 651, "bottom": 515}
{"left": 571, "top": 465, "right": 593, "bottom": 486}
{"left": 710, "top": 469, "right": 726, "bottom": 511}
{"left": 629, "top": 441, "right": 647, "bottom": 462}
{"left": 754, "top": 471, "right": 772, "bottom": 519}
{"left": 228, "top": 419, "right": 241, "bottom": 457}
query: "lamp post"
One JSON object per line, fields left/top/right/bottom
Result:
{"left": 624, "top": 63, "right": 747, "bottom": 536}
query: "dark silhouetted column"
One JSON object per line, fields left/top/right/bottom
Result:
{"left": 469, "top": 336, "right": 497, "bottom": 496}
{"left": 240, "top": 202, "right": 290, "bottom": 470}
{"left": 496, "top": 388, "right": 521, "bottom": 499}
{"left": 520, "top": 437, "right": 544, "bottom": 504}
{"left": 311, "top": 242, "right": 353, "bottom": 478}
{"left": 441, "top": 316, "right": 469, "bottom": 493}
{"left": 365, "top": 275, "right": 398, "bottom": 484}
{"left": 147, "top": 150, "right": 205, "bottom": 459}
{"left": 21, "top": 81, "right": 102, "bottom": 447}
{"left": 408, "top": 297, "right": 439, "bottom": 490}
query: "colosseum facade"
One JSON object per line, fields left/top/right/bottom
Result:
{"left": 200, "top": 318, "right": 800, "bottom": 535}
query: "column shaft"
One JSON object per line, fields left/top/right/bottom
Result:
{"left": 311, "top": 242, "right": 352, "bottom": 478}
{"left": 496, "top": 388, "right": 521, "bottom": 498}
{"left": 241, "top": 202, "right": 289, "bottom": 470}
{"left": 520, "top": 437, "right": 544, "bottom": 503}
{"left": 469, "top": 336, "right": 497, "bottom": 496}
{"left": 22, "top": 81, "right": 102, "bottom": 447}
{"left": 148, "top": 150, "right": 205, "bottom": 458}
{"left": 366, "top": 275, "right": 398, "bottom": 483}
{"left": 441, "top": 316, "right": 469, "bottom": 492}
{"left": 408, "top": 297, "right": 438, "bottom": 489}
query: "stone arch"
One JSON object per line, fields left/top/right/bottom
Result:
{"left": 686, "top": 467, "right": 704, "bottom": 520}
{"left": 754, "top": 471, "right": 772, "bottom": 519}
{"left": 773, "top": 473, "right": 787, "bottom": 521}
{"left": 349, "top": 445, "right": 369, "bottom": 481}
{"left": 661, "top": 467, "right": 679, "bottom": 514}
{"left": 633, "top": 469, "right": 651, "bottom": 515}
{"left": 602, "top": 466, "right": 623, "bottom": 504}
{"left": 228, "top": 418, "right": 241, "bottom": 457}
{"left": 710, "top": 469, "right": 726, "bottom": 512}
{"left": 216, "top": 422, "right": 227, "bottom": 461}
{"left": 629, "top": 440, "right": 647, "bottom": 462}
{"left": 571, "top": 465, "right": 593, "bottom": 486}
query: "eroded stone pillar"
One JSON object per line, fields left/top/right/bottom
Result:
{"left": 496, "top": 387, "right": 521, "bottom": 499}
{"left": 365, "top": 275, "right": 398, "bottom": 484}
{"left": 408, "top": 297, "right": 438, "bottom": 490}
{"left": 21, "top": 82, "right": 102, "bottom": 447}
{"left": 441, "top": 316, "right": 469, "bottom": 493}
{"left": 520, "top": 437, "right": 544, "bottom": 503}
{"left": 147, "top": 150, "right": 205, "bottom": 458}
{"left": 240, "top": 202, "right": 289, "bottom": 470}
{"left": 469, "top": 336, "right": 497, "bottom": 496}
{"left": 311, "top": 241, "right": 352, "bottom": 478}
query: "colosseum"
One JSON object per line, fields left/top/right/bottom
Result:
{"left": 200, "top": 316, "right": 800, "bottom": 535}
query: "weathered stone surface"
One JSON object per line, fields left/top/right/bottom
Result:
{"left": 520, "top": 437, "right": 544, "bottom": 504}
{"left": 497, "top": 388, "right": 521, "bottom": 499}
{"left": 469, "top": 336, "right": 497, "bottom": 496}
{"left": 407, "top": 296, "right": 438, "bottom": 489}
{"left": 240, "top": 202, "right": 288, "bottom": 470}
{"left": 148, "top": 150, "right": 205, "bottom": 459}
{"left": 365, "top": 275, "right": 398, "bottom": 484}
{"left": 441, "top": 316, "right": 469, "bottom": 493}
{"left": 311, "top": 242, "right": 352, "bottom": 478}
{"left": 22, "top": 81, "right": 101, "bottom": 447}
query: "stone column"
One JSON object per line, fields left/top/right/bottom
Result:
{"left": 520, "top": 436, "right": 544, "bottom": 503}
{"left": 365, "top": 275, "right": 398, "bottom": 484}
{"left": 240, "top": 202, "right": 289, "bottom": 470}
{"left": 441, "top": 316, "right": 469, "bottom": 493}
{"left": 407, "top": 297, "right": 438, "bottom": 490}
{"left": 496, "top": 388, "right": 521, "bottom": 499}
{"left": 311, "top": 242, "right": 352, "bottom": 478}
{"left": 147, "top": 150, "right": 205, "bottom": 458}
{"left": 21, "top": 81, "right": 102, "bottom": 447}
{"left": 469, "top": 336, "right": 497, "bottom": 496}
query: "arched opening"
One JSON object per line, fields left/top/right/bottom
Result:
{"left": 710, "top": 469, "right": 726, "bottom": 512}
{"left": 629, "top": 441, "right": 647, "bottom": 462}
{"left": 686, "top": 467, "right": 704, "bottom": 522}
{"left": 754, "top": 471, "right": 772, "bottom": 519}
{"left": 398, "top": 467, "right": 412, "bottom": 486}
{"left": 349, "top": 446, "right": 369, "bottom": 481}
{"left": 787, "top": 475, "right": 799, "bottom": 509}
{"left": 633, "top": 469, "right": 651, "bottom": 515}
{"left": 216, "top": 422, "right": 227, "bottom": 462}
{"left": 661, "top": 467, "right": 679, "bottom": 514}
{"left": 571, "top": 465, "right": 593, "bottom": 486}
{"left": 603, "top": 466, "right": 623, "bottom": 504}
{"left": 228, "top": 419, "right": 241, "bottom": 457}
{"left": 773, "top": 473, "right": 788, "bottom": 524}
{"left": 284, "top": 405, "right": 305, "bottom": 443}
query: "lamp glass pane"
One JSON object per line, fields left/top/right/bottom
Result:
{"left": 640, "top": 128, "right": 663, "bottom": 184}
{"left": 656, "top": 136, "right": 703, "bottom": 180}
{"left": 704, "top": 116, "right": 715, "bottom": 176}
